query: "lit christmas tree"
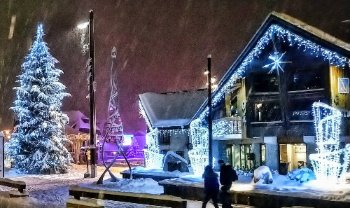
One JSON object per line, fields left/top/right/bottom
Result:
{"left": 7, "top": 24, "right": 71, "bottom": 174}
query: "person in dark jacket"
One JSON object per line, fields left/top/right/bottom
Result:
{"left": 218, "top": 159, "right": 238, "bottom": 208}
{"left": 202, "top": 165, "right": 219, "bottom": 208}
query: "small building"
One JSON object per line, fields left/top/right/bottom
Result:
{"left": 191, "top": 12, "right": 350, "bottom": 174}
{"left": 139, "top": 89, "right": 207, "bottom": 170}
{"left": 65, "top": 110, "right": 101, "bottom": 135}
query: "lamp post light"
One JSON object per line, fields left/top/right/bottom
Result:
{"left": 77, "top": 10, "right": 97, "bottom": 178}
{"left": 205, "top": 54, "right": 213, "bottom": 167}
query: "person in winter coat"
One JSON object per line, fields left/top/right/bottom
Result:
{"left": 202, "top": 165, "right": 219, "bottom": 208}
{"left": 218, "top": 159, "right": 238, "bottom": 208}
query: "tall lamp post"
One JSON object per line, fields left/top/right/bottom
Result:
{"left": 205, "top": 55, "right": 213, "bottom": 167}
{"left": 88, "top": 10, "right": 97, "bottom": 178}
{"left": 76, "top": 10, "right": 97, "bottom": 178}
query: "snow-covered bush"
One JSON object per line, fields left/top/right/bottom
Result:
{"left": 236, "top": 168, "right": 254, "bottom": 177}
{"left": 288, "top": 168, "right": 316, "bottom": 183}
{"left": 253, "top": 165, "right": 273, "bottom": 184}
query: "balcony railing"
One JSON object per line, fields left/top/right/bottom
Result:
{"left": 213, "top": 116, "right": 242, "bottom": 139}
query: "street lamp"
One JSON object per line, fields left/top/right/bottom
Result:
{"left": 204, "top": 55, "right": 213, "bottom": 167}
{"left": 76, "top": 10, "right": 97, "bottom": 178}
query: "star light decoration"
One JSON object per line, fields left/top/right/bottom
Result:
{"left": 263, "top": 51, "right": 292, "bottom": 75}
{"left": 189, "top": 24, "right": 350, "bottom": 173}
{"left": 197, "top": 24, "right": 350, "bottom": 122}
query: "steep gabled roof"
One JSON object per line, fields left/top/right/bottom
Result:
{"left": 64, "top": 110, "right": 101, "bottom": 134}
{"left": 193, "top": 11, "right": 350, "bottom": 121}
{"left": 139, "top": 89, "right": 207, "bottom": 128}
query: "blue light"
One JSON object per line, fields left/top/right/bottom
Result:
{"left": 198, "top": 24, "right": 350, "bottom": 121}
{"left": 263, "top": 51, "right": 291, "bottom": 75}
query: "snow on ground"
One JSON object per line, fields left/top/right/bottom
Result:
{"left": 123, "top": 166, "right": 191, "bottom": 177}
{"left": 161, "top": 170, "right": 350, "bottom": 202}
{"left": 0, "top": 165, "right": 252, "bottom": 208}
{"left": 82, "top": 177, "right": 164, "bottom": 194}
{"left": 3, "top": 164, "right": 348, "bottom": 207}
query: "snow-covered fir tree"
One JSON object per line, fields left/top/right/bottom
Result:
{"left": 7, "top": 24, "right": 71, "bottom": 174}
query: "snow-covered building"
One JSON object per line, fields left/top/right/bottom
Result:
{"left": 191, "top": 12, "right": 350, "bottom": 174}
{"left": 65, "top": 110, "right": 101, "bottom": 135}
{"left": 139, "top": 90, "right": 207, "bottom": 170}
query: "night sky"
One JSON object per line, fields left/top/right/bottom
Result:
{"left": 0, "top": 0, "right": 349, "bottom": 135}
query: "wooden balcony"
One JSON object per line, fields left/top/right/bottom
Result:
{"left": 213, "top": 116, "right": 242, "bottom": 140}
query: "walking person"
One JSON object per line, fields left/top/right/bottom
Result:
{"left": 202, "top": 165, "right": 219, "bottom": 208}
{"left": 218, "top": 159, "right": 238, "bottom": 208}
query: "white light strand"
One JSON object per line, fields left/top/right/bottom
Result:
{"left": 188, "top": 119, "right": 209, "bottom": 175}
{"left": 310, "top": 102, "right": 350, "bottom": 182}
{"left": 198, "top": 24, "right": 350, "bottom": 121}
{"left": 144, "top": 128, "right": 164, "bottom": 169}
{"left": 158, "top": 129, "right": 189, "bottom": 136}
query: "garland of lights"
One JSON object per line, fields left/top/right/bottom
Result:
{"left": 139, "top": 103, "right": 165, "bottom": 168}
{"left": 139, "top": 100, "right": 191, "bottom": 169}
{"left": 310, "top": 102, "right": 350, "bottom": 181}
{"left": 188, "top": 119, "right": 209, "bottom": 175}
{"left": 158, "top": 129, "right": 189, "bottom": 136}
{"left": 191, "top": 23, "right": 350, "bottom": 176}
{"left": 198, "top": 24, "right": 350, "bottom": 121}
{"left": 144, "top": 128, "right": 164, "bottom": 169}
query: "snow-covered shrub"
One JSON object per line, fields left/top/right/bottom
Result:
{"left": 253, "top": 165, "right": 273, "bottom": 184}
{"left": 288, "top": 168, "right": 316, "bottom": 183}
{"left": 236, "top": 168, "right": 254, "bottom": 177}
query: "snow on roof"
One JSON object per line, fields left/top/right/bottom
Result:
{"left": 272, "top": 12, "right": 350, "bottom": 52}
{"left": 64, "top": 110, "right": 101, "bottom": 134}
{"left": 139, "top": 89, "right": 207, "bottom": 128}
{"left": 193, "top": 11, "right": 350, "bottom": 120}
{"left": 65, "top": 110, "right": 88, "bottom": 126}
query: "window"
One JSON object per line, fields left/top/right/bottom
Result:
{"left": 288, "top": 68, "right": 325, "bottom": 91}
{"left": 289, "top": 99, "right": 314, "bottom": 121}
{"left": 252, "top": 73, "right": 279, "bottom": 92}
{"left": 251, "top": 101, "right": 282, "bottom": 122}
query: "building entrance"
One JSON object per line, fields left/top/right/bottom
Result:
{"left": 279, "top": 143, "right": 307, "bottom": 174}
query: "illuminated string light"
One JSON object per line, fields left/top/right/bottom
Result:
{"left": 188, "top": 119, "right": 209, "bottom": 175}
{"left": 310, "top": 102, "right": 350, "bottom": 181}
{"left": 139, "top": 100, "right": 191, "bottom": 168}
{"left": 198, "top": 24, "right": 350, "bottom": 121}
{"left": 144, "top": 128, "right": 164, "bottom": 169}
{"left": 139, "top": 102, "right": 164, "bottom": 168}
{"left": 191, "top": 23, "right": 350, "bottom": 174}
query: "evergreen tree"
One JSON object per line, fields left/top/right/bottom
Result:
{"left": 7, "top": 24, "right": 71, "bottom": 174}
